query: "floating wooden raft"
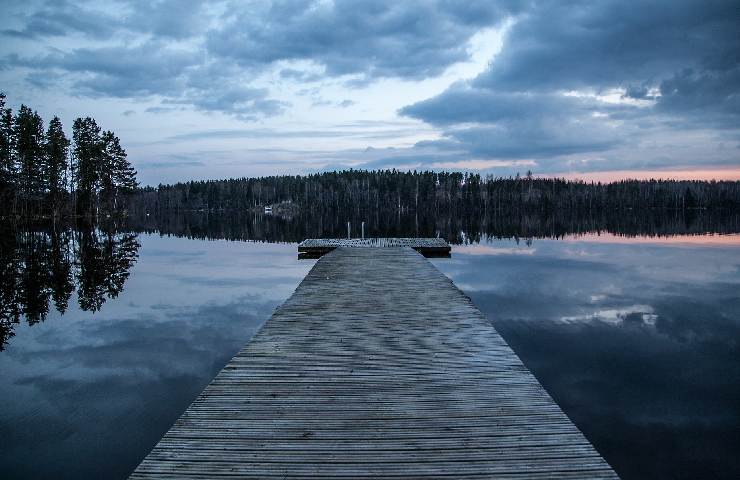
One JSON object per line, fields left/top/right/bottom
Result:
{"left": 298, "top": 237, "right": 451, "bottom": 258}
{"left": 132, "top": 246, "right": 617, "bottom": 479}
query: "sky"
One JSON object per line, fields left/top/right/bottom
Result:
{"left": 1, "top": 0, "right": 739, "bottom": 186}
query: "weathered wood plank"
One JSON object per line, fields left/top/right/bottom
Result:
{"left": 131, "top": 246, "right": 617, "bottom": 479}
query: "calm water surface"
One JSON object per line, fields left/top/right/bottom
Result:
{"left": 0, "top": 234, "right": 314, "bottom": 479}
{"left": 1, "top": 231, "right": 738, "bottom": 479}
{"left": 434, "top": 234, "right": 740, "bottom": 479}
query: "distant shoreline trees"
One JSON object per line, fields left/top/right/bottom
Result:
{"left": 3, "top": 90, "right": 736, "bottom": 220}
{"left": 0, "top": 92, "right": 138, "bottom": 218}
{"left": 130, "top": 170, "right": 740, "bottom": 217}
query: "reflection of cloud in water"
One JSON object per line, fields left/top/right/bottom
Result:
{"left": 2, "top": 296, "right": 280, "bottom": 479}
{"left": 0, "top": 235, "right": 310, "bottom": 479}
{"left": 455, "top": 244, "right": 535, "bottom": 256}
{"left": 143, "top": 248, "right": 207, "bottom": 259}
{"left": 435, "top": 235, "right": 740, "bottom": 479}
{"left": 562, "top": 232, "right": 740, "bottom": 246}
{"left": 562, "top": 247, "right": 603, "bottom": 258}
{"left": 560, "top": 305, "right": 658, "bottom": 326}
{"left": 171, "top": 274, "right": 303, "bottom": 288}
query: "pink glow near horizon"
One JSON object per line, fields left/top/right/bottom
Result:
{"left": 561, "top": 232, "right": 740, "bottom": 246}
{"left": 541, "top": 168, "right": 740, "bottom": 183}
{"left": 453, "top": 234, "right": 740, "bottom": 253}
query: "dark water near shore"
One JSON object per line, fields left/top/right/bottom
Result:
{"left": 1, "top": 214, "right": 739, "bottom": 479}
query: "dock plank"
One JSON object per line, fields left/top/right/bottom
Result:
{"left": 131, "top": 246, "right": 617, "bottom": 479}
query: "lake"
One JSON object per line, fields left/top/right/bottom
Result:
{"left": 1, "top": 221, "right": 738, "bottom": 479}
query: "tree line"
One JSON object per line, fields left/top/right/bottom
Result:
{"left": 0, "top": 93, "right": 138, "bottom": 218}
{"left": 130, "top": 169, "right": 740, "bottom": 216}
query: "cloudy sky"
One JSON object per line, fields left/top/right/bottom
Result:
{"left": 2, "top": 0, "right": 738, "bottom": 185}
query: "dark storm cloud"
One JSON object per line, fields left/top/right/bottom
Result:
{"left": 7, "top": 42, "right": 198, "bottom": 98}
{"left": 3, "top": 0, "right": 738, "bottom": 170}
{"left": 124, "top": 0, "right": 209, "bottom": 39}
{"left": 474, "top": 0, "right": 739, "bottom": 94}
{"left": 1, "top": 0, "right": 120, "bottom": 39}
{"left": 401, "top": 86, "right": 626, "bottom": 161}
{"left": 401, "top": 0, "right": 740, "bottom": 169}
{"left": 656, "top": 67, "right": 740, "bottom": 123}
{"left": 207, "top": 0, "right": 522, "bottom": 80}
{"left": 2, "top": 0, "right": 524, "bottom": 118}
{"left": 401, "top": 87, "right": 622, "bottom": 125}
{"left": 6, "top": 39, "right": 286, "bottom": 118}
{"left": 448, "top": 123, "right": 621, "bottom": 159}
{"left": 482, "top": 0, "right": 740, "bottom": 123}
{"left": 1, "top": 0, "right": 208, "bottom": 40}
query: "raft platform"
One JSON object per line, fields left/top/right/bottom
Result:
{"left": 298, "top": 237, "right": 451, "bottom": 258}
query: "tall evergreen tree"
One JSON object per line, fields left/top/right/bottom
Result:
{"left": 112, "top": 139, "right": 138, "bottom": 193}
{"left": 0, "top": 93, "right": 15, "bottom": 189}
{"left": 13, "top": 105, "right": 45, "bottom": 211}
{"left": 100, "top": 130, "right": 138, "bottom": 211}
{"left": 100, "top": 131, "right": 116, "bottom": 210}
{"left": 72, "top": 117, "right": 102, "bottom": 211}
{"left": 45, "top": 116, "right": 70, "bottom": 214}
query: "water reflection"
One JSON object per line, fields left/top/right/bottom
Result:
{"left": 0, "top": 225, "right": 140, "bottom": 350}
{"left": 5, "top": 209, "right": 736, "bottom": 352}
{"left": 0, "top": 214, "right": 738, "bottom": 479}
{"left": 0, "top": 234, "right": 312, "bottom": 479}
{"left": 433, "top": 237, "right": 740, "bottom": 479}
{"left": 131, "top": 208, "right": 740, "bottom": 243}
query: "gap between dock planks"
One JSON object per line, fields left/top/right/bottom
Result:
{"left": 131, "top": 245, "right": 617, "bottom": 479}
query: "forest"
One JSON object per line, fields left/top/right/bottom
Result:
{"left": 131, "top": 169, "right": 740, "bottom": 217}
{"left": 0, "top": 93, "right": 138, "bottom": 218}
{"left": 3, "top": 92, "right": 739, "bottom": 223}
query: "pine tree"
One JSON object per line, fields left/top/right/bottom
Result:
{"left": 13, "top": 105, "right": 45, "bottom": 212}
{"left": 72, "top": 117, "right": 102, "bottom": 212}
{"left": 112, "top": 137, "right": 138, "bottom": 193}
{"left": 0, "top": 93, "right": 16, "bottom": 209}
{"left": 45, "top": 116, "right": 70, "bottom": 214}
{"left": 101, "top": 130, "right": 138, "bottom": 211}
{"left": 99, "top": 131, "right": 117, "bottom": 211}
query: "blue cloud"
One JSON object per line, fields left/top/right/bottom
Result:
{"left": 399, "top": 0, "right": 740, "bottom": 171}
{"left": 3, "top": 1, "right": 521, "bottom": 118}
{"left": 2, "top": 0, "right": 738, "bottom": 174}
{"left": 206, "top": 0, "right": 520, "bottom": 80}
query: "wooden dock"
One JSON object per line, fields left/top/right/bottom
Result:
{"left": 132, "top": 245, "right": 617, "bottom": 479}
{"left": 298, "top": 237, "right": 451, "bottom": 258}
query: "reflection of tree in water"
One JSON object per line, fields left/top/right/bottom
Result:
{"left": 76, "top": 230, "right": 140, "bottom": 312}
{"left": 0, "top": 225, "right": 140, "bottom": 350}
{"left": 50, "top": 229, "right": 75, "bottom": 314}
{"left": 130, "top": 208, "right": 740, "bottom": 245}
{"left": 19, "top": 231, "right": 52, "bottom": 325}
{"left": 0, "top": 227, "right": 22, "bottom": 348}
